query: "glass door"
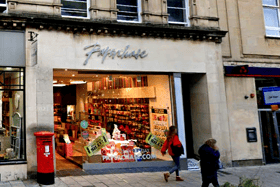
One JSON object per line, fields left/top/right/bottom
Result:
{"left": 259, "top": 110, "right": 280, "bottom": 163}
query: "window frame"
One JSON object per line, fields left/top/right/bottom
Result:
{"left": 167, "top": 0, "right": 189, "bottom": 26}
{"left": 116, "top": 0, "right": 142, "bottom": 23}
{"left": 263, "top": 0, "right": 280, "bottom": 37}
{"left": 0, "top": 67, "right": 26, "bottom": 165}
{"left": 61, "top": 0, "right": 90, "bottom": 19}
{"left": 0, "top": 0, "right": 7, "bottom": 14}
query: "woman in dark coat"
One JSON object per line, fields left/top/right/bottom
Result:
{"left": 198, "top": 138, "right": 220, "bottom": 187}
{"left": 161, "top": 126, "right": 184, "bottom": 182}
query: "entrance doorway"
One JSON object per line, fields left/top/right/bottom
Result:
{"left": 258, "top": 109, "right": 280, "bottom": 164}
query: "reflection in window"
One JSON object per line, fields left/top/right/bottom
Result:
{"left": 61, "top": 0, "right": 89, "bottom": 18}
{"left": 263, "top": 0, "right": 280, "bottom": 36}
{"left": 167, "top": 0, "right": 188, "bottom": 25}
{"left": 117, "top": 0, "right": 141, "bottom": 22}
{"left": 0, "top": 0, "right": 6, "bottom": 13}
{"left": 0, "top": 67, "right": 25, "bottom": 162}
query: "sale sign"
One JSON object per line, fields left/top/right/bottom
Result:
{"left": 84, "top": 134, "right": 109, "bottom": 157}
{"left": 145, "top": 132, "right": 164, "bottom": 150}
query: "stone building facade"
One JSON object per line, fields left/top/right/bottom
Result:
{"left": 217, "top": 0, "right": 280, "bottom": 166}
{"left": 0, "top": 0, "right": 235, "bottom": 182}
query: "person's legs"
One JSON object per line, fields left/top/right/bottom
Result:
{"left": 169, "top": 156, "right": 180, "bottom": 175}
{"left": 201, "top": 174, "right": 210, "bottom": 187}
{"left": 202, "top": 181, "right": 210, "bottom": 187}
{"left": 211, "top": 172, "right": 219, "bottom": 187}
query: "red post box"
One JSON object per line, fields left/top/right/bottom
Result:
{"left": 34, "top": 131, "right": 54, "bottom": 185}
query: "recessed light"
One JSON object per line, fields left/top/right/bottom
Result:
{"left": 70, "top": 81, "right": 87, "bottom": 84}
{"left": 53, "top": 84, "right": 66, "bottom": 87}
{"left": 72, "top": 74, "right": 75, "bottom": 76}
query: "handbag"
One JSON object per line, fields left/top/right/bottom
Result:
{"left": 171, "top": 142, "right": 184, "bottom": 157}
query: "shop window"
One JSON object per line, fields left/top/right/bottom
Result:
{"left": 117, "top": 0, "right": 141, "bottom": 22}
{"left": 61, "top": 0, "right": 89, "bottom": 19}
{"left": 167, "top": 0, "right": 189, "bottom": 25}
{"left": 263, "top": 0, "right": 280, "bottom": 37}
{"left": 53, "top": 71, "right": 173, "bottom": 165}
{"left": 0, "top": 67, "right": 25, "bottom": 162}
{"left": 0, "top": 0, "right": 6, "bottom": 13}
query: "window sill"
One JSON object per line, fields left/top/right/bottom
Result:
{"left": 265, "top": 35, "right": 280, "bottom": 39}
{"left": 117, "top": 20, "right": 141, "bottom": 24}
{"left": 0, "top": 160, "right": 27, "bottom": 165}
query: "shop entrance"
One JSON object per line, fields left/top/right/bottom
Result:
{"left": 181, "top": 74, "right": 195, "bottom": 158}
{"left": 258, "top": 109, "right": 280, "bottom": 164}
{"left": 53, "top": 69, "right": 175, "bottom": 172}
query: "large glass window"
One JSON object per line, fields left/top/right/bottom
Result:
{"left": 0, "top": 0, "right": 6, "bottom": 13}
{"left": 61, "top": 0, "right": 89, "bottom": 18}
{"left": 117, "top": 0, "right": 141, "bottom": 22}
{"left": 53, "top": 70, "right": 173, "bottom": 167}
{"left": 0, "top": 67, "right": 25, "bottom": 162}
{"left": 167, "top": 0, "right": 189, "bottom": 25}
{"left": 263, "top": 0, "right": 280, "bottom": 36}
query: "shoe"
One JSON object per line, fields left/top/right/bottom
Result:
{"left": 176, "top": 176, "right": 184, "bottom": 181}
{"left": 164, "top": 173, "right": 170, "bottom": 182}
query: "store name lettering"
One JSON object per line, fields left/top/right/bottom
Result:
{"left": 83, "top": 43, "right": 148, "bottom": 65}
{"left": 102, "top": 154, "right": 156, "bottom": 161}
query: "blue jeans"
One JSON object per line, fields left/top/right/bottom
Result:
{"left": 169, "top": 156, "right": 180, "bottom": 176}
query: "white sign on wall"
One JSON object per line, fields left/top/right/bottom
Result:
{"left": 263, "top": 87, "right": 280, "bottom": 105}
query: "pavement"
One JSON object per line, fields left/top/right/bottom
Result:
{"left": 1, "top": 163, "right": 280, "bottom": 187}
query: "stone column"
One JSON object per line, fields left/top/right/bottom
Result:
{"left": 90, "top": 0, "right": 118, "bottom": 21}
{"left": 189, "top": 0, "right": 219, "bottom": 28}
{"left": 26, "top": 28, "right": 55, "bottom": 175}
{"left": 142, "top": 0, "right": 168, "bottom": 24}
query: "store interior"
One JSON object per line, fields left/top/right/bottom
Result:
{"left": 53, "top": 69, "right": 173, "bottom": 170}
{"left": 0, "top": 68, "right": 24, "bottom": 161}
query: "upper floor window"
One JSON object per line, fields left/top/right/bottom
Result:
{"left": 0, "top": 0, "right": 7, "bottom": 13}
{"left": 117, "top": 0, "right": 141, "bottom": 22}
{"left": 263, "top": 0, "right": 280, "bottom": 36}
{"left": 167, "top": 0, "right": 189, "bottom": 25}
{"left": 61, "top": 0, "right": 89, "bottom": 19}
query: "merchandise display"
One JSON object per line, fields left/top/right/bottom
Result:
{"left": 53, "top": 72, "right": 173, "bottom": 166}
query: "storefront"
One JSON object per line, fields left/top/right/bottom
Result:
{"left": 0, "top": 31, "right": 27, "bottom": 180}
{"left": 0, "top": 16, "right": 228, "bottom": 180}
{"left": 22, "top": 23, "right": 228, "bottom": 174}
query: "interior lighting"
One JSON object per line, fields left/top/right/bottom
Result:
{"left": 53, "top": 80, "right": 57, "bottom": 83}
{"left": 6, "top": 67, "right": 12, "bottom": 70}
{"left": 70, "top": 81, "right": 87, "bottom": 84}
{"left": 72, "top": 74, "right": 75, "bottom": 76}
{"left": 53, "top": 84, "right": 66, "bottom": 87}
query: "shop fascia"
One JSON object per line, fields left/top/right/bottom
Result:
{"left": 84, "top": 42, "right": 148, "bottom": 65}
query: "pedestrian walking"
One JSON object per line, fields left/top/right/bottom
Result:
{"left": 198, "top": 138, "right": 220, "bottom": 187}
{"left": 161, "top": 126, "right": 184, "bottom": 182}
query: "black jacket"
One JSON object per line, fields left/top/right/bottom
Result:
{"left": 198, "top": 144, "right": 220, "bottom": 175}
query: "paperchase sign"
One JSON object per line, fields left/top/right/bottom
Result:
{"left": 84, "top": 42, "right": 148, "bottom": 65}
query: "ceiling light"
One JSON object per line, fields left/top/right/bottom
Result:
{"left": 72, "top": 74, "right": 75, "bottom": 76}
{"left": 53, "top": 80, "right": 57, "bottom": 83}
{"left": 6, "top": 67, "right": 12, "bottom": 70}
{"left": 65, "top": 69, "right": 67, "bottom": 71}
{"left": 53, "top": 84, "right": 66, "bottom": 87}
{"left": 70, "top": 81, "right": 87, "bottom": 84}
